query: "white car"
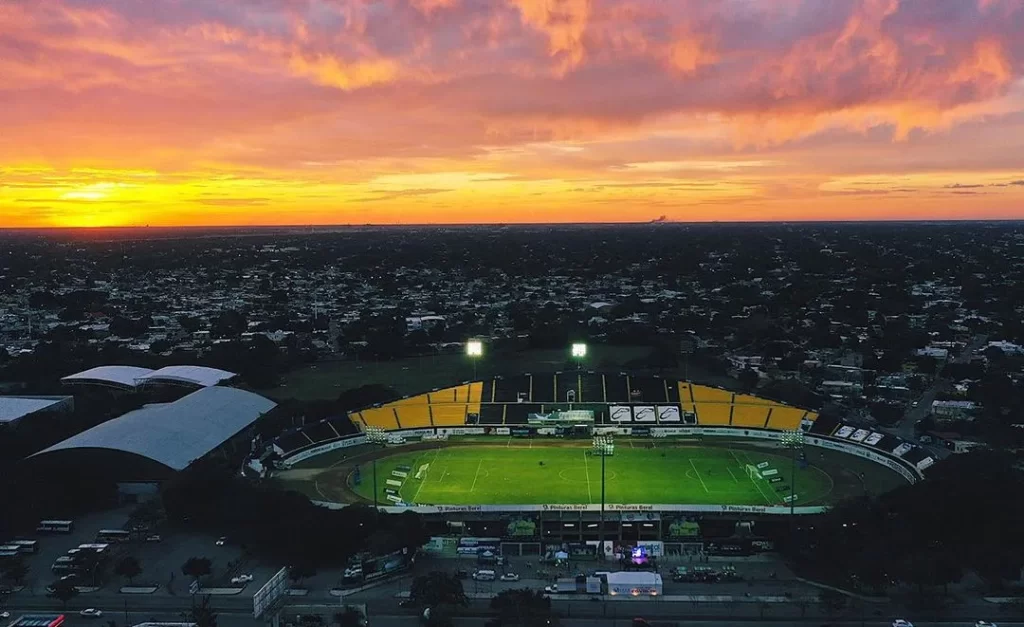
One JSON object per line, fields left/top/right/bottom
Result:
{"left": 80, "top": 609, "right": 104, "bottom": 618}
{"left": 215, "top": 537, "right": 227, "bottom": 546}
{"left": 231, "top": 574, "right": 254, "bottom": 584}
{"left": 976, "top": 622, "right": 998, "bottom": 627}
{"left": 0, "top": 611, "right": 11, "bottom": 620}
{"left": 892, "top": 620, "right": 913, "bottom": 627}
{"left": 544, "top": 584, "right": 558, "bottom": 593}
{"left": 500, "top": 573, "right": 520, "bottom": 582}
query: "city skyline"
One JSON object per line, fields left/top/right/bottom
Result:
{"left": 3, "top": 0, "right": 1024, "bottom": 227}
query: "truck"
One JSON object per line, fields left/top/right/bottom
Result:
{"left": 605, "top": 572, "right": 663, "bottom": 597}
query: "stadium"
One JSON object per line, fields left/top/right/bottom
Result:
{"left": 269, "top": 372, "right": 932, "bottom": 530}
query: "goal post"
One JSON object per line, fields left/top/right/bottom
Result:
{"left": 745, "top": 464, "right": 762, "bottom": 481}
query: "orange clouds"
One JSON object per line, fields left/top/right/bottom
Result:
{"left": 1, "top": 0, "right": 1024, "bottom": 227}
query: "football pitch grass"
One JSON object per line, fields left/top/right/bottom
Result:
{"left": 350, "top": 443, "right": 835, "bottom": 506}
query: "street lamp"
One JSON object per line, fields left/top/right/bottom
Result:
{"left": 467, "top": 339, "right": 483, "bottom": 380}
{"left": 365, "top": 426, "right": 389, "bottom": 509}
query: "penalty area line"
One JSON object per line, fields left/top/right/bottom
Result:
{"left": 583, "top": 449, "right": 593, "bottom": 504}
{"left": 689, "top": 458, "right": 710, "bottom": 493}
{"left": 470, "top": 459, "right": 484, "bottom": 492}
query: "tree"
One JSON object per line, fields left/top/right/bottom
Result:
{"left": 47, "top": 577, "right": 79, "bottom": 608}
{"left": 410, "top": 571, "right": 469, "bottom": 609}
{"left": 1, "top": 559, "right": 29, "bottom": 585}
{"left": 490, "top": 589, "right": 559, "bottom": 626}
{"left": 333, "top": 608, "right": 366, "bottom": 627}
{"left": 737, "top": 367, "right": 759, "bottom": 392}
{"left": 185, "top": 594, "right": 217, "bottom": 627}
{"left": 115, "top": 556, "right": 143, "bottom": 585}
{"left": 182, "top": 557, "right": 212, "bottom": 582}
{"left": 818, "top": 589, "right": 847, "bottom": 617}
{"left": 289, "top": 562, "right": 316, "bottom": 588}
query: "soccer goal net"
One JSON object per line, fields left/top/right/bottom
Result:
{"left": 745, "top": 464, "right": 762, "bottom": 481}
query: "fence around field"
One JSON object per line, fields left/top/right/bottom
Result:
{"left": 274, "top": 425, "right": 924, "bottom": 515}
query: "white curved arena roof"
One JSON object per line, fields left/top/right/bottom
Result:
{"left": 61, "top": 366, "right": 155, "bottom": 388}
{"left": 137, "top": 365, "right": 237, "bottom": 388}
{"left": 32, "top": 387, "right": 276, "bottom": 470}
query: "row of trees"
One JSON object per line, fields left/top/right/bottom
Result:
{"left": 783, "top": 451, "right": 1024, "bottom": 595}
{"left": 408, "top": 571, "right": 558, "bottom": 627}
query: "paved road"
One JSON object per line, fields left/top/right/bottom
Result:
{"left": 892, "top": 334, "right": 986, "bottom": 442}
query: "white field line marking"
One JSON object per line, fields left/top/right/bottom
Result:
{"left": 583, "top": 449, "right": 593, "bottom": 504}
{"left": 411, "top": 448, "right": 441, "bottom": 504}
{"left": 689, "top": 458, "right": 710, "bottom": 493}
{"left": 470, "top": 459, "right": 484, "bottom": 492}
{"left": 726, "top": 466, "right": 739, "bottom": 483}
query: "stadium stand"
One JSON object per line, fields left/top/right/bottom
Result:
{"left": 304, "top": 420, "right": 339, "bottom": 443}
{"left": 504, "top": 403, "right": 540, "bottom": 425}
{"left": 765, "top": 406, "right": 806, "bottom": 430}
{"left": 678, "top": 382, "right": 696, "bottom": 414}
{"left": 479, "top": 404, "right": 504, "bottom": 425}
{"left": 468, "top": 381, "right": 483, "bottom": 403}
{"left": 532, "top": 374, "right": 555, "bottom": 402}
{"left": 579, "top": 373, "right": 604, "bottom": 402}
{"left": 431, "top": 403, "right": 468, "bottom": 426}
{"left": 628, "top": 376, "right": 668, "bottom": 403}
{"left": 273, "top": 430, "right": 313, "bottom": 456}
{"left": 730, "top": 404, "right": 771, "bottom": 428}
{"left": 358, "top": 407, "right": 399, "bottom": 430}
{"left": 665, "top": 382, "right": 680, "bottom": 403}
{"left": 395, "top": 403, "right": 433, "bottom": 429}
{"left": 734, "top": 394, "right": 772, "bottom": 406}
{"left": 481, "top": 379, "right": 495, "bottom": 404}
{"left": 555, "top": 372, "right": 579, "bottom": 402}
{"left": 604, "top": 374, "right": 629, "bottom": 402}
{"left": 327, "top": 415, "right": 357, "bottom": 437}
{"left": 493, "top": 376, "right": 529, "bottom": 402}
{"left": 691, "top": 384, "right": 733, "bottom": 425}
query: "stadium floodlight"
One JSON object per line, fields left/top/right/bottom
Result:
{"left": 466, "top": 340, "right": 483, "bottom": 357}
{"left": 571, "top": 343, "right": 587, "bottom": 358}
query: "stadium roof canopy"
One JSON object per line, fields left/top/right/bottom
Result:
{"left": 137, "top": 365, "right": 236, "bottom": 388}
{"left": 0, "top": 396, "right": 69, "bottom": 424}
{"left": 31, "top": 387, "right": 276, "bottom": 471}
{"left": 61, "top": 365, "right": 155, "bottom": 388}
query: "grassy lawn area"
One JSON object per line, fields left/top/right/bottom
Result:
{"left": 269, "top": 345, "right": 658, "bottom": 401}
{"left": 347, "top": 443, "right": 834, "bottom": 506}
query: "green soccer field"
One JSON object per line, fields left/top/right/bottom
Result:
{"left": 347, "top": 443, "right": 835, "bottom": 506}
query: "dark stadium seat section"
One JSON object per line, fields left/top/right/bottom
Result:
{"left": 579, "top": 373, "right": 604, "bottom": 402}
{"left": 531, "top": 374, "right": 555, "bottom": 402}
{"left": 494, "top": 376, "right": 530, "bottom": 402}
{"left": 504, "top": 403, "right": 541, "bottom": 425}
{"left": 479, "top": 404, "right": 504, "bottom": 425}
{"left": 480, "top": 379, "right": 495, "bottom": 404}
{"left": 328, "top": 415, "right": 358, "bottom": 437}
{"left": 628, "top": 376, "right": 669, "bottom": 403}
{"left": 305, "top": 421, "right": 338, "bottom": 443}
{"left": 555, "top": 372, "right": 579, "bottom": 402}
{"left": 604, "top": 374, "right": 629, "bottom": 402}
{"left": 276, "top": 430, "right": 314, "bottom": 455}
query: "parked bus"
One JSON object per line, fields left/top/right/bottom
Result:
{"left": 36, "top": 520, "right": 73, "bottom": 534}
{"left": 6, "top": 615, "right": 66, "bottom": 627}
{"left": 95, "top": 529, "right": 130, "bottom": 543}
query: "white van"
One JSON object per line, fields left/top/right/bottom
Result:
{"left": 472, "top": 570, "right": 496, "bottom": 581}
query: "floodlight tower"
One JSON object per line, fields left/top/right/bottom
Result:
{"left": 781, "top": 429, "right": 805, "bottom": 526}
{"left": 467, "top": 339, "right": 483, "bottom": 380}
{"left": 571, "top": 342, "right": 587, "bottom": 371}
{"left": 592, "top": 433, "right": 613, "bottom": 557}
{"left": 365, "top": 426, "right": 389, "bottom": 509}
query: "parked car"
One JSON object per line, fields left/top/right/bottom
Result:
{"left": 976, "top": 622, "right": 998, "bottom": 627}
{"left": 80, "top": 609, "right": 104, "bottom": 618}
{"left": 892, "top": 620, "right": 914, "bottom": 627}
{"left": 454, "top": 569, "right": 469, "bottom": 579}
{"left": 231, "top": 574, "right": 254, "bottom": 584}
{"left": 544, "top": 584, "right": 558, "bottom": 593}
{"left": 215, "top": 536, "right": 228, "bottom": 546}
{"left": 499, "top": 573, "right": 520, "bottom": 582}
{"left": 145, "top": 534, "right": 162, "bottom": 542}
{"left": 0, "top": 611, "right": 11, "bottom": 620}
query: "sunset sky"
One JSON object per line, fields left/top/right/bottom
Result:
{"left": 3, "top": 0, "right": 1024, "bottom": 227}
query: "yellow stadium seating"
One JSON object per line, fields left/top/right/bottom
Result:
{"left": 766, "top": 406, "right": 804, "bottom": 430}
{"left": 431, "top": 404, "right": 468, "bottom": 426}
{"left": 394, "top": 394, "right": 430, "bottom": 405}
{"left": 690, "top": 384, "right": 733, "bottom": 403}
{"left": 804, "top": 411, "right": 819, "bottom": 423}
{"left": 468, "top": 382, "right": 483, "bottom": 403}
{"left": 731, "top": 404, "right": 770, "bottom": 427}
{"left": 696, "top": 403, "right": 731, "bottom": 426}
{"left": 359, "top": 407, "right": 399, "bottom": 430}
{"left": 395, "top": 404, "right": 432, "bottom": 429}
{"left": 734, "top": 393, "right": 771, "bottom": 405}
{"left": 678, "top": 383, "right": 696, "bottom": 413}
